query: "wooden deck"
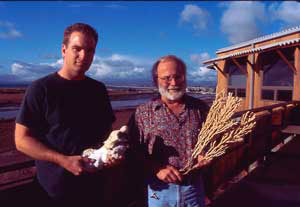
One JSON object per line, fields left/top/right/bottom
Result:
{"left": 1, "top": 101, "right": 300, "bottom": 207}
{"left": 211, "top": 136, "right": 300, "bottom": 207}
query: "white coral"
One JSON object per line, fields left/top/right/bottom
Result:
{"left": 82, "top": 125, "right": 129, "bottom": 169}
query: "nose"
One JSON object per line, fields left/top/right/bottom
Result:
{"left": 169, "top": 77, "right": 177, "bottom": 86}
{"left": 170, "top": 76, "right": 184, "bottom": 86}
{"left": 79, "top": 49, "right": 87, "bottom": 60}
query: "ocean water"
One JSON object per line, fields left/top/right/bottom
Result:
{"left": 0, "top": 93, "right": 215, "bottom": 120}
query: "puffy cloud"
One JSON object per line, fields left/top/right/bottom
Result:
{"left": 187, "top": 52, "right": 217, "bottom": 84}
{"left": 0, "top": 21, "right": 22, "bottom": 39}
{"left": 269, "top": 1, "right": 300, "bottom": 27}
{"left": 179, "top": 4, "right": 210, "bottom": 31}
{"left": 48, "top": 59, "right": 64, "bottom": 68}
{"left": 5, "top": 53, "right": 217, "bottom": 86}
{"left": 87, "top": 54, "right": 152, "bottom": 83}
{"left": 190, "top": 53, "right": 210, "bottom": 65}
{"left": 220, "top": 2, "right": 267, "bottom": 44}
{"left": 11, "top": 60, "right": 60, "bottom": 81}
{"left": 7, "top": 54, "right": 152, "bottom": 84}
{"left": 189, "top": 66, "right": 216, "bottom": 81}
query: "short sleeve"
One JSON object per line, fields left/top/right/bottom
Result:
{"left": 16, "top": 81, "right": 48, "bottom": 137}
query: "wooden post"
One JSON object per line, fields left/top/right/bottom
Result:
{"left": 216, "top": 60, "right": 227, "bottom": 94}
{"left": 254, "top": 53, "right": 262, "bottom": 108}
{"left": 294, "top": 46, "right": 300, "bottom": 100}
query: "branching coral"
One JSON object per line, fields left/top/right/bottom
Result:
{"left": 180, "top": 91, "right": 256, "bottom": 175}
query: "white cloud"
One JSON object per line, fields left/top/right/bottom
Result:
{"left": 49, "top": 59, "right": 64, "bottom": 68}
{"left": 189, "top": 66, "right": 216, "bottom": 80}
{"left": 8, "top": 54, "right": 152, "bottom": 84}
{"left": 269, "top": 1, "right": 300, "bottom": 27}
{"left": 11, "top": 63, "right": 30, "bottom": 77}
{"left": 11, "top": 60, "right": 60, "bottom": 81}
{"left": 221, "top": 2, "right": 267, "bottom": 44}
{"left": 0, "top": 21, "right": 22, "bottom": 39}
{"left": 187, "top": 52, "right": 216, "bottom": 83}
{"left": 190, "top": 53, "right": 210, "bottom": 66}
{"left": 179, "top": 4, "right": 210, "bottom": 31}
{"left": 88, "top": 54, "right": 150, "bottom": 81}
{"left": 7, "top": 53, "right": 217, "bottom": 86}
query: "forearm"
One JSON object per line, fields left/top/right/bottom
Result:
{"left": 16, "top": 135, "right": 65, "bottom": 165}
{"left": 15, "top": 123, "right": 87, "bottom": 176}
{"left": 15, "top": 123, "right": 65, "bottom": 166}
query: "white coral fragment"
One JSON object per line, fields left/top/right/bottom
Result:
{"left": 82, "top": 125, "right": 129, "bottom": 169}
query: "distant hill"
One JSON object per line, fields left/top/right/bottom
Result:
{"left": 0, "top": 79, "right": 216, "bottom": 88}
{"left": 0, "top": 83, "right": 29, "bottom": 88}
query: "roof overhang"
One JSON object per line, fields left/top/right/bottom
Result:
{"left": 203, "top": 38, "right": 300, "bottom": 66}
{"left": 216, "top": 26, "right": 300, "bottom": 54}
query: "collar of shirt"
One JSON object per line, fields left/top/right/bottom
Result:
{"left": 151, "top": 95, "right": 194, "bottom": 112}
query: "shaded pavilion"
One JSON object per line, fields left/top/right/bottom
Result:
{"left": 203, "top": 26, "right": 300, "bottom": 110}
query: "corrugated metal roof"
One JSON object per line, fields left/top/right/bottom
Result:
{"left": 216, "top": 26, "right": 300, "bottom": 54}
{"left": 203, "top": 38, "right": 300, "bottom": 65}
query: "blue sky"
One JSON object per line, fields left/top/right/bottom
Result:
{"left": 1, "top": 1, "right": 300, "bottom": 87}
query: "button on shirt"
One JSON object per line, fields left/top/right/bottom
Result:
{"left": 134, "top": 95, "right": 209, "bottom": 169}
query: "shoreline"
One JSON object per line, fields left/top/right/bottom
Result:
{"left": 0, "top": 88, "right": 159, "bottom": 107}
{"left": 0, "top": 88, "right": 214, "bottom": 152}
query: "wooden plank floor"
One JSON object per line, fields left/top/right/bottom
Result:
{"left": 211, "top": 136, "right": 300, "bottom": 207}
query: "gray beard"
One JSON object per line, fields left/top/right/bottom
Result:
{"left": 158, "top": 85, "right": 186, "bottom": 101}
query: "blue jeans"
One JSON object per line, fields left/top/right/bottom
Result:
{"left": 148, "top": 175, "right": 205, "bottom": 207}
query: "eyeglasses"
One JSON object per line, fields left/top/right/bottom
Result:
{"left": 158, "top": 75, "right": 185, "bottom": 83}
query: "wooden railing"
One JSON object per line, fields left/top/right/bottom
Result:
{"left": 0, "top": 157, "right": 35, "bottom": 189}
{"left": 203, "top": 100, "right": 300, "bottom": 198}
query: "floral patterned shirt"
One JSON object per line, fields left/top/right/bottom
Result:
{"left": 132, "top": 95, "right": 209, "bottom": 169}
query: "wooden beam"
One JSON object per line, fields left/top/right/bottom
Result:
{"left": 276, "top": 49, "right": 297, "bottom": 74}
{"left": 294, "top": 46, "right": 300, "bottom": 100}
{"left": 232, "top": 58, "right": 248, "bottom": 75}
{"left": 213, "top": 63, "right": 226, "bottom": 77}
{"left": 246, "top": 59, "right": 254, "bottom": 70}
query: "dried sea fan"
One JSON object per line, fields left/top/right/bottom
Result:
{"left": 180, "top": 90, "right": 256, "bottom": 175}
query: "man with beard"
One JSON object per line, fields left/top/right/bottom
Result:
{"left": 127, "top": 55, "right": 211, "bottom": 207}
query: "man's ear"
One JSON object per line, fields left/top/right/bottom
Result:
{"left": 61, "top": 44, "right": 66, "bottom": 58}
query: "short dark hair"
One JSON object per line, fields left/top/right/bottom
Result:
{"left": 63, "top": 23, "right": 98, "bottom": 47}
{"left": 151, "top": 55, "right": 187, "bottom": 87}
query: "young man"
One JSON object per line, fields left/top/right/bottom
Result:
{"left": 128, "top": 55, "right": 210, "bottom": 207}
{"left": 15, "top": 23, "right": 116, "bottom": 205}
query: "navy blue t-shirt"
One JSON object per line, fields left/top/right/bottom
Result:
{"left": 16, "top": 72, "right": 115, "bottom": 198}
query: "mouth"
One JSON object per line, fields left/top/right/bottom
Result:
{"left": 168, "top": 87, "right": 182, "bottom": 92}
{"left": 75, "top": 62, "right": 85, "bottom": 66}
